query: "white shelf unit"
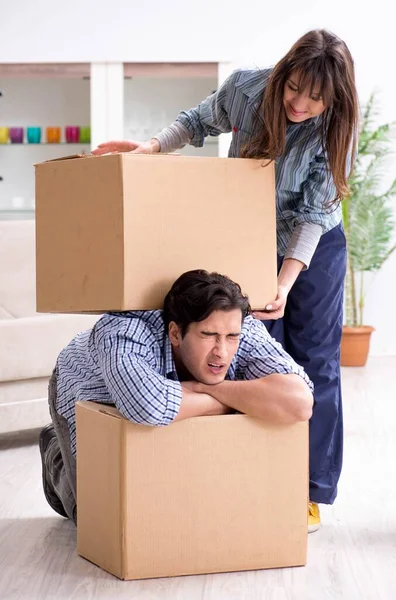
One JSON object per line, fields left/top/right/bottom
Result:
{"left": 0, "top": 62, "right": 225, "bottom": 217}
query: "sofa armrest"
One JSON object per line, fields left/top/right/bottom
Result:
{"left": 0, "top": 314, "right": 100, "bottom": 382}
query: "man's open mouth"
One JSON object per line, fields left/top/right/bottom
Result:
{"left": 207, "top": 363, "right": 225, "bottom": 372}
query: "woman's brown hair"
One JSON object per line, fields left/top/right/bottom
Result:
{"left": 241, "top": 29, "right": 359, "bottom": 202}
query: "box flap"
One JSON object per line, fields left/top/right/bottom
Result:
{"left": 34, "top": 154, "right": 89, "bottom": 167}
{"left": 46, "top": 154, "right": 85, "bottom": 162}
{"left": 76, "top": 401, "right": 123, "bottom": 420}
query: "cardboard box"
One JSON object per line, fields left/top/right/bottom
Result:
{"left": 76, "top": 402, "right": 308, "bottom": 580}
{"left": 35, "top": 154, "right": 277, "bottom": 313}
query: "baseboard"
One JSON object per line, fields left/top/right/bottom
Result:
{"left": 0, "top": 397, "right": 50, "bottom": 434}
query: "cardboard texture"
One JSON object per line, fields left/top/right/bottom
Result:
{"left": 76, "top": 402, "right": 308, "bottom": 581}
{"left": 35, "top": 154, "right": 277, "bottom": 313}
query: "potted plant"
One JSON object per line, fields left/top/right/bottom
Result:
{"left": 341, "top": 94, "right": 396, "bottom": 366}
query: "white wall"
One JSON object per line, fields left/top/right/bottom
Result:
{"left": 1, "top": 0, "right": 396, "bottom": 355}
{"left": 0, "top": 0, "right": 392, "bottom": 72}
{"left": 0, "top": 0, "right": 316, "bottom": 63}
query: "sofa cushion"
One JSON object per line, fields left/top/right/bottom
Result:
{"left": 0, "top": 313, "right": 99, "bottom": 382}
{"left": 0, "top": 220, "right": 38, "bottom": 318}
{"left": 0, "top": 377, "right": 50, "bottom": 405}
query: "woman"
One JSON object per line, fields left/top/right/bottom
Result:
{"left": 93, "top": 29, "right": 359, "bottom": 533}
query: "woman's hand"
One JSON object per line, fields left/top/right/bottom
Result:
{"left": 252, "top": 284, "right": 289, "bottom": 321}
{"left": 91, "top": 138, "right": 160, "bottom": 155}
{"left": 252, "top": 258, "right": 305, "bottom": 321}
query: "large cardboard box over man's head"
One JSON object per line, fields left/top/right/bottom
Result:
{"left": 76, "top": 402, "right": 309, "bottom": 581}
{"left": 35, "top": 154, "right": 277, "bottom": 313}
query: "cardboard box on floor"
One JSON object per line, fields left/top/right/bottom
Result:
{"left": 35, "top": 154, "right": 277, "bottom": 313}
{"left": 76, "top": 402, "right": 309, "bottom": 581}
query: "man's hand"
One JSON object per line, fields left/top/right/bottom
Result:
{"left": 181, "top": 380, "right": 205, "bottom": 394}
{"left": 173, "top": 383, "right": 231, "bottom": 421}
{"left": 91, "top": 138, "right": 160, "bottom": 156}
{"left": 181, "top": 381, "right": 233, "bottom": 415}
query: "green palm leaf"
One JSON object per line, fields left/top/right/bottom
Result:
{"left": 343, "top": 93, "right": 396, "bottom": 326}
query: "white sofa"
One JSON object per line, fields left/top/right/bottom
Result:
{"left": 0, "top": 220, "right": 99, "bottom": 433}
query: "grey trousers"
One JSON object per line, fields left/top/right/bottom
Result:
{"left": 41, "top": 369, "right": 77, "bottom": 523}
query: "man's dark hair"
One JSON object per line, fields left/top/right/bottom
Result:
{"left": 163, "top": 269, "right": 251, "bottom": 337}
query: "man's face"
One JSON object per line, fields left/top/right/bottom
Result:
{"left": 169, "top": 309, "right": 243, "bottom": 385}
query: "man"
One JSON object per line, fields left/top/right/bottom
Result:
{"left": 40, "top": 269, "right": 313, "bottom": 525}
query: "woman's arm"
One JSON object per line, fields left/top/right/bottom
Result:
{"left": 92, "top": 71, "right": 237, "bottom": 156}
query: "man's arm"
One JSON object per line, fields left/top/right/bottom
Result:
{"left": 186, "top": 374, "right": 313, "bottom": 424}
{"left": 99, "top": 349, "right": 229, "bottom": 425}
{"left": 94, "top": 315, "right": 228, "bottom": 426}
{"left": 174, "top": 384, "right": 230, "bottom": 421}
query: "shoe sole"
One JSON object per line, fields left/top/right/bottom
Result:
{"left": 308, "top": 523, "right": 321, "bottom": 533}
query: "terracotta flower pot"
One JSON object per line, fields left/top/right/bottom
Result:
{"left": 340, "top": 326, "right": 374, "bottom": 367}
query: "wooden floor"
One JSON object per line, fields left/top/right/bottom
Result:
{"left": 1, "top": 356, "right": 396, "bottom": 599}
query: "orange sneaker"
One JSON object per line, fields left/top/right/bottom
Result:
{"left": 308, "top": 501, "right": 321, "bottom": 533}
